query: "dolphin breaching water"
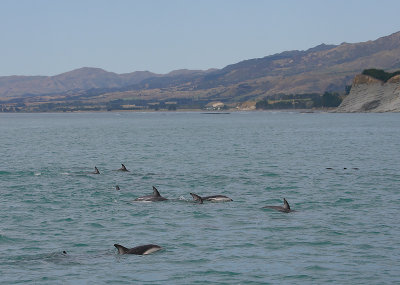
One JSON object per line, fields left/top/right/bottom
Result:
{"left": 114, "top": 244, "right": 162, "bottom": 255}
{"left": 190, "top": 193, "right": 233, "bottom": 203}
{"left": 262, "top": 198, "right": 294, "bottom": 213}
{"left": 134, "top": 186, "right": 168, "bottom": 202}
{"left": 117, "top": 164, "right": 129, "bottom": 172}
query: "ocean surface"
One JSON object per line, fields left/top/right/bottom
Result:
{"left": 1, "top": 111, "right": 399, "bottom": 284}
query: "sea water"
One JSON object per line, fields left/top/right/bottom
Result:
{"left": 0, "top": 111, "right": 399, "bottom": 284}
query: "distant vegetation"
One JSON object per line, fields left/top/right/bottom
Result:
{"left": 0, "top": 97, "right": 208, "bottom": 112}
{"left": 255, "top": 92, "right": 343, "bottom": 110}
{"left": 0, "top": 91, "right": 345, "bottom": 112}
{"left": 362, "top": 68, "right": 400, "bottom": 82}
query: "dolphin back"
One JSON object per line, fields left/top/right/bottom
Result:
{"left": 283, "top": 198, "right": 290, "bottom": 210}
{"left": 190, "top": 193, "right": 203, "bottom": 204}
{"left": 203, "top": 195, "right": 233, "bottom": 202}
{"left": 114, "top": 244, "right": 162, "bottom": 255}
{"left": 263, "top": 198, "right": 293, "bottom": 213}
{"left": 114, "top": 244, "right": 129, "bottom": 254}
{"left": 120, "top": 164, "right": 129, "bottom": 171}
{"left": 134, "top": 186, "right": 167, "bottom": 201}
{"left": 152, "top": 186, "right": 161, "bottom": 197}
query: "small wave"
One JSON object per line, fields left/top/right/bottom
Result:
{"left": 335, "top": 198, "right": 354, "bottom": 203}
{"left": 201, "top": 269, "right": 241, "bottom": 276}
{"left": 34, "top": 172, "right": 41, "bottom": 176}
{"left": 304, "top": 265, "right": 330, "bottom": 271}
{"left": 178, "top": 196, "right": 190, "bottom": 201}
{"left": 87, "top": 222, "right": 105, "bottom": 228}
{"left": 261, "top": 172, "right": 279, "bottom": 177}
{"left": 54, "top": 218, "right": 74, "bottom": 222}
{"left": 73, "top": 243, "right": 89, "bottom": 247}
{"left": 0, "top": 233, "right": 18, "bottom": 244}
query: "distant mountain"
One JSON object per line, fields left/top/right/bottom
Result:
{"left": 0, "top": 67, "right": 158, "bottom": 99}
{"left": 1, "top": 31, "right": 400, "bottom": 110}
{"left": 189, "top": 31, "right": 400, "bottom": 94}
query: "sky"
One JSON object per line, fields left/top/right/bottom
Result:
{"left": 1, "top": 0, "right": 400, "bottom": 76}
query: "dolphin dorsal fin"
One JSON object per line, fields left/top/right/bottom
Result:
{"left": 283, "top": 198, "right": 290, "bottom": 210}
{"left": 121, "top": 164, "right": 127, "bottom": 171}
{"left": 115, "top": 185, "right": 120, "bottom": 191}
{"left": 190, "top": 193, "right": 203, "bottom": 204}
{"left": 114, "top": 244, "right": 129, "bottom": 254}
{"left": 94, "top": 166, "right": 100, "bottom": 174}
{"left": 152, "top": 186, "right": 161, "bottom": 197}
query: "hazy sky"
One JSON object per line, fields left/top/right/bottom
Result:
{"left": 1, "top": 0, "right": 400, "bottom": 76}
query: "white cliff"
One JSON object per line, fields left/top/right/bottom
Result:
{"left": 335, "top": 74, "right": 400, "bottom": 112}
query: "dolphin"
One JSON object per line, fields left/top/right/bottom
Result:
{"left": 93, "top": 166, "right": 100, "bottom": 174}
{"left": 114, "top": 244, "right": 162, "bottom": 255}
{"left": 190, "top": 193, "right": 232, "bottom": 204}
{"left": 134, "top": 186, "right": 168, "bottom": 202}
{"left": 115, "top": 185, "right": 120, "bottom": 191}
{"left": 262, "top": 198, "right": 294, "bottom": 213}
{"left": 118, "top": 164, "right": 129, "bottom": 172}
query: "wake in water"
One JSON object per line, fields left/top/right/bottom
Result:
{"left": 0, "top": 249, "right": 119, "bottom": 268}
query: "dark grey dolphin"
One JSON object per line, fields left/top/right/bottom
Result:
{"left": 190, "top": 193, "right": 233, "bottom": 204}
{"left": 93, "top": 166, "right": 100, "bottom": 174}
{"left": 115, "top": 185, "right": 120, "bottom": 191}
{"left": 263, "top": 198, "right": 294, "bottom": 213}
{"left": 134, "top": 186, "right": 168, "bottom": 202}
{"left": 114, "top": 244, "right": 162, "bottom": 255}
{"left": 117, "top": 164, "right": 129, "bottom": 172}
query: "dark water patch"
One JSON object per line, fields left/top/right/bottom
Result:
{"left": 2, "top": 251, "right": 76, "bottom": 266}
{"left": 304, "top": 265, "right": 330, "bottom": 271}
{"left": 86, "top": 222, "right": 105, "bottom": 229}
{"left": 260, "top": 171, "right": 280, "bottom": 177}
{"left": 73, "top": 243, "right": 90, "bottom": 247}
{"left": 282, "top": 274, "right": 315, "bottom": 282}
{"left": 335, "top": 197, "right": 354, "bottom": 203}
{"left": 0, "top": 233, "right": 28, "bottom": 244}
{"left": 141, "top": 175, "right": 154, "bottom": 180}
{"left": 196, "top": 269, "right": 241, "bottom": 277}
{"left": 54, "top": 218, "right": 74, "bottom": 222}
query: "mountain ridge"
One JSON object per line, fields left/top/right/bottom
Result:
{"left": 1, "top": 31, "right": 400, "bottom": 110}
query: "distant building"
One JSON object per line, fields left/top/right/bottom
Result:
{"left": 205, "top": 102, "right": 225, "bottom": 110}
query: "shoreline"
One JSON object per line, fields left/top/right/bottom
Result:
{"left": 2, "top": 107, "right": 399, "bottom": 114}
{"left": 0, "top": 108, "right": 343, "bottom": 114}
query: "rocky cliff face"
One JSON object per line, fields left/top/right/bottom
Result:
{"left": 335, "top": 74, "right": 400, "bottom": 112}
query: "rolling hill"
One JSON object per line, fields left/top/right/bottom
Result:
{"left": 1, "top": 31, "right": 400, "bottom": 111}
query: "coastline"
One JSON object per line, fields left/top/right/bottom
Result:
{"left": 0, "top": 108, "right": 337, "bottom": 114}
